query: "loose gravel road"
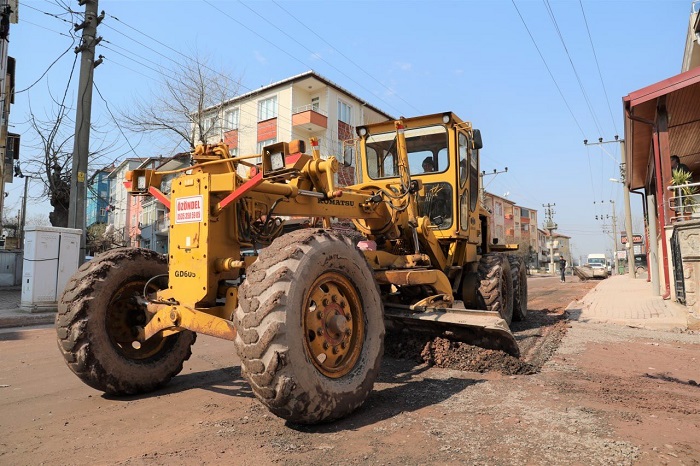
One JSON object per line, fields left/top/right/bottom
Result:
{"left": 0, "top": 275, "right": 698, "bottom": 465}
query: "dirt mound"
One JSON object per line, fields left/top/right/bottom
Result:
{"left": 384, "top": 333, "right": 537, "bottom": 375}
{"left": 421, "top": 337, "right": 537, "bottom": 375}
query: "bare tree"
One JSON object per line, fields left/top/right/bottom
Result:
{"left": 22, "top": 103, "right": 118, "bottom": 228}
{"left": 22, "top": 104, "right": 74, "bottom": 227}
{"left": 120, "top": 54, "right": 243, "bottom": 152}
{"left": 25, "top": 213, "right": 51, "bottom": 227}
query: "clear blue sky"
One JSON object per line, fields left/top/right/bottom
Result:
{"left": 7, "top": 0, "right": 692, "bottom": 259}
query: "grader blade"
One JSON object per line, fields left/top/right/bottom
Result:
{"left": 383, "top": 303, "right": 520, "bottom": 357}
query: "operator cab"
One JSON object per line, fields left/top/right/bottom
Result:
{"left": 355, "top": 113, "right": 482, "bottom": 236}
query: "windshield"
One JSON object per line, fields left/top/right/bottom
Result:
{"left": 365, "top": 125, "right": 449, "bottom": 179}
{"left": 588, "top": 258, "right": 606, "bottom": 267}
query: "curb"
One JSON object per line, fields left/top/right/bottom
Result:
{"left": 0, "top": 311, "right": 56, "bottom": 329}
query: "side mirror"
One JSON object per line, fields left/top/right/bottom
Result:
{"left": 343, "top": 146, "right": 354, "bottom": 167}
{"left": 472, "top": 129, "right": 483, "bottom": 150}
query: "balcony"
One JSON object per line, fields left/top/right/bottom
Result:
{"left": 292, "top": 105, "right": 328, "bottom": 132}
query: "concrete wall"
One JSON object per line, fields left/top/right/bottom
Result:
{"left": 674, "top": 220, "right": 700, "bottom": 325}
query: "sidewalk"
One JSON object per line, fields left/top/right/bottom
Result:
{"left": 566, "top": 274, "right": 691, "bottom": 331}
{"left": 0, "top": 287, "right": 56, "bottom": 329}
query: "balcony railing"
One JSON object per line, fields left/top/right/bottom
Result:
{"left": 293, "top": 105, "right": 327, "bottom": 116}
{"left": 667, "top": 181, "right": 700, "bottom": 222}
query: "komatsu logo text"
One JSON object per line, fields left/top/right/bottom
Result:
{"left": 318, "top": 199, "right": 354, "bottom": 207}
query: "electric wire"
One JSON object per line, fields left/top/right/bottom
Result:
{"left": 100, "top": 12, "right": 387, "bottom": 156}
{"left": 236, "top": 0, "right": 413, "bottom": 115}
{"left": 270, "top": 0, "right": 420, "bottom": 114}
{"left": 16, "top": 41, "right": 76, "bottom": 94}
{"left": 20, "top": 19, "right": 74, "bottom": 38}
{"left": 511, "top": 0, "right": 587, "bottom": 138}
{"left": 543, "top": 0, "right": 604, "bottom": 137}
{"left": 201, "top": 0, "right": 403, "bottom": 116}
{"left": 94, "top": 81, "right": 140, "bottom": 158}
{"left": 579, "top": 0, "right": 619, "bottom": 135}
{"left": 19, "top": 1, "right": 74, "bottom": 24}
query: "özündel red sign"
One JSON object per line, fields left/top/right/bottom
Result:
{"left": 175, "top": 195, "right": 203, "bottom": 224}
{"left": 621, "top": 234, "right": 643, "bottom": 244}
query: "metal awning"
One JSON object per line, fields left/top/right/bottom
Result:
{"left": 623, "top": 66, "right": 700, "bottom": 190}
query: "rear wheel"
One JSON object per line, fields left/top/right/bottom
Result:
{"left": 477, "top": 253, "right": 514, "bottom": 325}
{"left": 507, "top": 255, "right": 528, "bottom": 321}
{"left": 56, "top": 248, "right": 196, "bottom": 395}
{"left": 234, "top": 229, "right": 384, "bottom": 424}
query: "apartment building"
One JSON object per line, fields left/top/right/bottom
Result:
{"left": 107, "top": 158, "right": 145, "bottom": 245}
{"left": 86, "top": 167, "right": 113, "bottom": 227}
{"left": 483, "top": 192, "right": 539, "bottom": 266}
{"left": 200, "top": 70, "right": 393, "bottom": 185}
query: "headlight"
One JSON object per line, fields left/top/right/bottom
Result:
{"left": 270, "top": 152, "right": 285, "bottom": 171}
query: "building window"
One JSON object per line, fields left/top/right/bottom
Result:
{"left": 338, "top": 100, "right": 352, "bottom": 124}
{"left": 311, "top": 96, "right": 320, "bottom": 112}
{"left": 224, "top": 108, "right": 239, "bottom": 130}
{"left": 99, "top": 208, "right": 106, "bottom": 217}
{"left": 495, "top": 202, "right": 502, "bottom": 216}
{"left": 257, "top": 138, "right": 277, "bottom": 154}
{"left": 258, "top": 96, "right": 277, "bottom": 121}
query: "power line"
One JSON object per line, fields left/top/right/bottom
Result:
{"left": 270, "top": 0, "right": 420, "bottom": 114}
{"left": 19, "top": 1, "right": 74, "bottom": 24}
{"left": 19, "top": 18, "right": 73, "bottom": 38}
{"left": 542, "top": 0, "right": 604, "bottom": 137}
{"left": 579, "top": 0, "right": 619, "bottom": 136}
{"left": 16, "top": 41, "right": 76, "bottom": 94}
{"left": 94, "top": 81, "right": 140, "bottom": 158}
{"left": 201, "top": 0, "right": 403, "bottom": 116}
{"left": 511, "top": 0, "right": 587, "bottom": 138}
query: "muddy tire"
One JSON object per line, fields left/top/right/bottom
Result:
{"left": 234, "top": 229, "right": 384, "bottom": 424}
{"left": 477, "top": 253, "right": 514, "bottom": 325}
{"left": 507, "top": 255, "right": 528, "bottom": 321}
{"left": 56, "top": 248, "right": 196, "bottom": 395}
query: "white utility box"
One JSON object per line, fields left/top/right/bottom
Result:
{"left": 21, "top": 226, "right": 82, "bottom": 312}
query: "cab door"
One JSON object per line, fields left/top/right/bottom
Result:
{"left": 457, "top": 131, "right": 480, "bottom": 243}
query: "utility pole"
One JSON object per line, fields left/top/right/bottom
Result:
{"left": 584, "top": 136, "right": 635, "bottom": 278}
{"left": 480, "top": 167, "right": 508, "bottom": 204}
{"left": 610, "top": 199, "right": 618, "bottom": 275}
{"left": 19, "top": 173, "right": 30, "bottom": 250}
{"left": 595, "top": 201, "right": 618, "bottom": 275}
{"left": 68, "top": 0, "right": 102, "bottom": 264}
{"left": 542, "top": 203, "right": 557, "bottom": 274}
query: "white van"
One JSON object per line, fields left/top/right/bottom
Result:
{"left": 587, "top": 254, "right": 607, "bottom": 270}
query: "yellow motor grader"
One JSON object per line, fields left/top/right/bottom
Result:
{"left": 56, "top": 112, "right": 527, "bottom": 424}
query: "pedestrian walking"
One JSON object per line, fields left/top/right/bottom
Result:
{"left": 559, "top": 255, "right": 567, "bottom": 283}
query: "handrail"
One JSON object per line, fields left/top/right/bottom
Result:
{"left": 667, "top": 181, "right": 700, "bottom": 222}
{"left": 293, "top": 104, "right": 328, "bottom": 117}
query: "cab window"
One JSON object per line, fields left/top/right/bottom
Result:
{"left": 458, "top": 133, "right": 468, "bottom": 187}
{"left": 469, "top": 143, "right": 479, "bottom": 211}
{"left": 365, "top": 125, "right": 449, "bottom": 179}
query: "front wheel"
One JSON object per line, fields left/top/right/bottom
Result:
{"left": 507, "top": 255, "right": 528, "bottom": 321}
{"left": 477, "top": 253, "right": 514, "bottom": 325}
{"left": 234, "top": 229, "right": 384, "bottom": 424}
{"left": 56, "top": 248, "right": 196, "bottom": 395}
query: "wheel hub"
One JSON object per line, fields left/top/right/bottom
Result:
{"left": 303, "top": 272, "right": 365, "bottom": 378}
